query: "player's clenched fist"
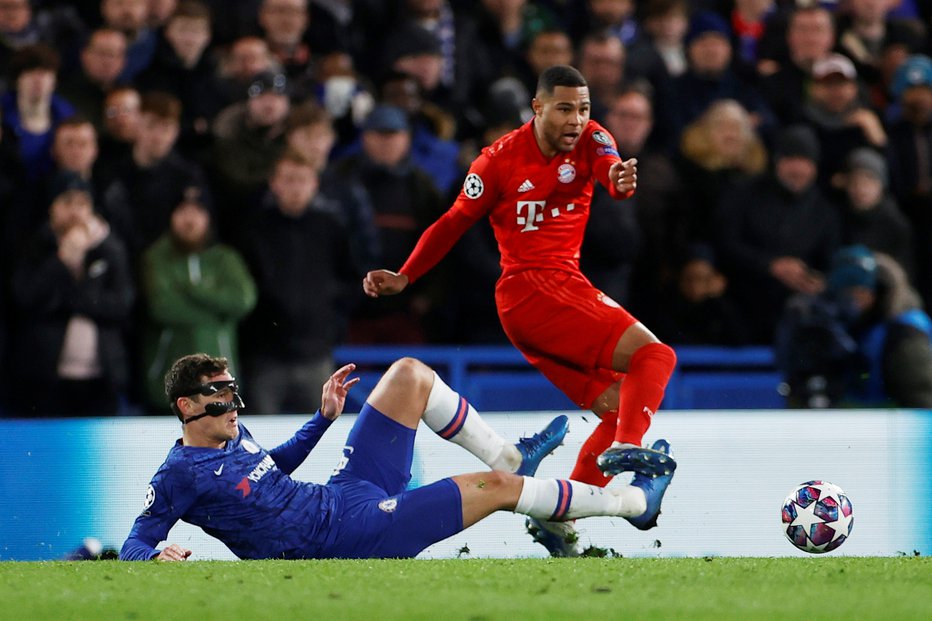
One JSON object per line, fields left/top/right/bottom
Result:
{"left": 363, "top": 269, "right": 409, "bottom": 297}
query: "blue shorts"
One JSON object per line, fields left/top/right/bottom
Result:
{"left": 320, "top": 404, "right": 464, "bottom": 558}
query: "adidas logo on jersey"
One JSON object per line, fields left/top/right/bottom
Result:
{"left": 518, "top": 179, "right": 535, "bottom": 193}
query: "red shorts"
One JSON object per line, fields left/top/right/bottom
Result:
{"left": 495, "top": 269, "right": 636, "bottom": 409}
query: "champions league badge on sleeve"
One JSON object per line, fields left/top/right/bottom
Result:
{"left": 143, "top": 484, "right": 155, "bottom": 515}
{"left": 591, "top": 130, "right": 613, "bottom": 145}
{"left": 463, "top": 173, "right": 484, "bottom": 199}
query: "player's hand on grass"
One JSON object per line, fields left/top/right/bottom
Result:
{"left": 609, "top": 158, "right": 638, "bottom": 194}
{"left": 156, "top": 544, "right": 192, "bottom": 561}
{"left": 363, "top": 269, "right": 409, "bottom": 297}
{"left": 321, "top": 363, "right": 360, "bottom": 421}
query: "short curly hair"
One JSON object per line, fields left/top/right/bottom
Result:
{"left": 165, "top": 354, "right": 229, "bottom": 420}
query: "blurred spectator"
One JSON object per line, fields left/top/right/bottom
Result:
{"left": 140, "top": 185, "right": 257, "bottom": 412}
{"left": 640, "top": 0, "right": 690, "bottom": 78}
{"left": 106, "top": 91, "right": 209, "bottom": 259}
{"left": 313, "top": 49, "right": 376, "bottom": 145}
{"left": 715, "top": 123, "right": 841, "bottom": 343}
{"left": 472, "top": 0, "right": 561, "bottom": 82}
{"left": 573, "top": 0, "right": 639, "bottom": 47}
{"left": 648, "top": 243, "right": 750, "bottom": 345}
{"left": 834, "top": 0, "right": 929, "bottom": 95}
{"left": 100, "top": 0, "right": 158, "bottom": 82}
{"left": 0, "top": 0, "right": 84, "bottom": 89}
{"left": 210, "top": 69, "right": 290, "bottom": 219}
{"left": 148, "top": 0, "right": 179, "bottom": 28}
{"left": 516, "top": 27, "right": 574, "bottom": 96}
{"left": 600, "top": 84, "right": 687, "bottom": 313}
{"left": 96, "top": 85, "right": 141, "bottom": 183}
{"left": 257, "top": 0, "right": 314, "bottom": 86}
{"left": 283, "top": 101, "right": 380, "bottom": 274}
{"left": 136, "top": 0, "right": 224, "bottom": 154}
{"left": 576, "top": 29, "right": 626, "bottom": 123}
{"left": 729, "top": 0, "right": 778, "bottom": 73}
{"left": 42, "top": 117, "right": 103, "bottom": 226}
{"left": 0, "top": 106, "right": 30, "bottom": 264}
{"left": 238, "top": 150, "right": 358, "bottom": 414}
{"left": 57, "top": 28, "right": 128, "bottom": 131}
{"left": 886, "top": 54, "right": 932, "bottom": 308}
{"left": 330, "top": 104, "right": 449, "bottom": 343}
{"left": 216, "top": 35, "right": 279, "bottom": 107}
{"left": 672, "top": 10, "right": 776, "bottom": 136}
{"left": 0, "top": 43, "right": 75, "bottom": 181}
{"left": 9, "top": 173, "right": 135, "bottom": 416}
{"left": 833, "top": 147, "right": 914, "bottom": 278}
{"left": 675, "top": 99, "right": 769, "bottom": 247}
{"left": 386, "top": 2, "right": 490, "bottom": 139}
{"left": 578, "top": 91, "right": 643, "bottom": 309}
{"left": 802, "top": 52, "right": 888, "bottom": 193}
{"left": 370, "top": 71, "right": 462, "bottom": 195}
{"left": 758, "top": 5, "right": 837, "bottom": 125}
{"left": 775, "top": 245, "right": 932, "bottom": 408}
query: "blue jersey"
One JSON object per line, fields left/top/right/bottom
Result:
{"left": 120, "top": 414, "right": 341, "bottom": 560}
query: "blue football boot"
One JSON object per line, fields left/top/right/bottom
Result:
{"left": 526, "top": 517, "right": 582, "bottom": 558}
{"left": 625, "top": 439, "right": 675, "bottom": 531}
{"left": 596, "top": 438, "right": 677, "bottom": 478}
{"left": 514, "top": 415, "right": 569, "bottom": 476}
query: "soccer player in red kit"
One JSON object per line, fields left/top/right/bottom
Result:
{"left": 363, "top": 65, "right": 677, "bottom": 556}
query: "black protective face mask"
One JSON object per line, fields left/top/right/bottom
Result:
{"left": 182, "top": 380, "right": 246, "bottom": 425}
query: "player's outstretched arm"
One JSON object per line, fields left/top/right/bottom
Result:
{"left": 155, "top": 544, "right": 192, "bottom": 562}
{"left": 362, "top": 269, "right": 409, "bottom": 297}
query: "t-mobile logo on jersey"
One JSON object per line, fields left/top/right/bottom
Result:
{"left": 516, "top": 201, "right": 576, "bottom": 232}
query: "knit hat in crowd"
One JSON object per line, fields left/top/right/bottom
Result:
{"left": 774, "top": 124, "right": 821, "bottom": 162}
{"left": 384, "top": 22, "right": 442, "bottom": 63}
{"left": 846, "top": 148, "right": 888, "bottom": 186}
{"left": 685, "top": 11, "right": 731, "bottom": 47}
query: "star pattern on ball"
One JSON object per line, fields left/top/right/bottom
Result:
{"left": 830, "top": 510, "right": 853, "bottom": 542}
{"left": 789, "top": 496, "right": 824, "bottom": 533}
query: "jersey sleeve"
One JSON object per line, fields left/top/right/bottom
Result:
{"left": 588, "top": 123, "right": 633, "bottom": 201}
{"left": 119, "top": 461, "right": 198, "bottom": 561}
{"left": 399, "top": 151, "right": 501, "bottom": 283}
{"left": 268, "top": 410, "right": 335, "bottom": 475}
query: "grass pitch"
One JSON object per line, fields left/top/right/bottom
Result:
{"left": 1, "top": 557, "right": 929, "bottom": 621}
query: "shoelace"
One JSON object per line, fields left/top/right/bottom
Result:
{"left": 517, "top": 429, "right": 555, "bottom": 453}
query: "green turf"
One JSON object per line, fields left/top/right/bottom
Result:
{"left": 1, "top": 557, "right": 929, "bottom": 621}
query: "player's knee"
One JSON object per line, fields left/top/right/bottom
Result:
{"left": 385, "top": 357, "right": 433, "bottom": 392}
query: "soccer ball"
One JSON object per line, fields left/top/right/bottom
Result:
{"left": 781, "top": 480, "right": 854, "bottom": 553}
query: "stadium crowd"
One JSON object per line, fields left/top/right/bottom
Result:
{"left": 1, "top": 0, "right": 931, "bottom": 416}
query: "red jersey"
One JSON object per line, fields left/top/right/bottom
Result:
{"left": 399, "top": 119, "right": 631, "bottom": 282}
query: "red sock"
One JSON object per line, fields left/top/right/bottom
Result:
{"left": 614, "top": 343, "right": 676, "bottom": 445}
{"left": 569, "top": 413, "right": 616, "bottom": 487}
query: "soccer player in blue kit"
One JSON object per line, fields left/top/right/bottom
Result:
{"left": 120, "top": 353, "right": 674, "bottom": 560}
